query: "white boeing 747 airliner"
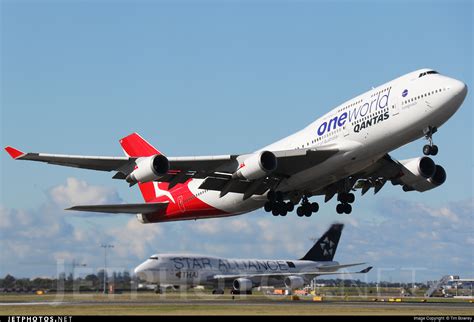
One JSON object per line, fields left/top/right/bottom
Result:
{"left": 134, "top": 223, "right": 372, "bottom": 294}
{"left": 5, "top": 68, "right": 467, "bottom": 222}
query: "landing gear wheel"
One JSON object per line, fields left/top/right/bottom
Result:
{"left": 272, "top": 209, "right": 279, "bottom": 216}
{"left": 423, "top": 145, "right": 432, "bottom": 156}
{"left": 286, "top": 202, "right": 294, "bottom": 212}
{"left": 280, "top": 209, "right": 288, "bottom": 217}
{"left": 347, "top": 193, "right": 355, "bottom": 204}
{"left": 336, "top": 204, "right": 344, "bottom": 214}
{"left": 343, "top": 203, "right": 352, "bottom": 214}
{"left": 311, "top": 202, "right": 319, "bottom": 213}
{"left": 297, "top": 207, "right": 304, "bottom": 217}
{"left": 264, "top": 202, "right": 272, "bottom": 212}
{"left": 423, "top": 126, "right": 438, "bottom": 156}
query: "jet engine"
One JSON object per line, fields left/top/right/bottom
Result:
{"left": 393, "top": 157, "right": 447, "bottom": 192}
{"left": 284, "top": 276, "right": 305, "bottom": 289}
{"left": 232, "top": 151, "right": 277, "bottom": 180}
{"left": 126, "top": 154, "right": 169, "bottom": 184}
{"left": 232, "top": 278, "right": 254, "bottom": 292}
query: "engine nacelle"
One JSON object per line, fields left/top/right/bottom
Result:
{"left": 126, "top": 154, "right": 169, "bottom": 183}
{"left": 232, "top": 278, "right": 253, "bottom": 291}
{"left": 284, "top": 276, "right": 305, "bottom": 289}
{"left": 399, "top": 157, "right": 436, "bottom": 184}
{"left": 409, "top": 165, "right": 447, "bottom": 192}
{"left": 232, "top": 151, "right": 277, "bottom": 180}
{"left": 394, "top": 157, "right": 446, "bottom": 192}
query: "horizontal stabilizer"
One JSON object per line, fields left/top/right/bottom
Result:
{"left": 212, "top": 266, "right": 373, "bottom": 281}
{"left": 66, "top": 202, "right": 168, "bottom": 214}
{"left": 359, "top": 266, "right": 373, "bottom": 273}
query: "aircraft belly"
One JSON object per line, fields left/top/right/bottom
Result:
{"left": 280, "top": 149, "right": 377, "bottom": 193}
{"left": 188, "top": 179, "right": 263, "bottom": 214}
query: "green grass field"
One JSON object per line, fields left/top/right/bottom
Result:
{"left": 1, "top": 292, "right": 473, "bottom": 315}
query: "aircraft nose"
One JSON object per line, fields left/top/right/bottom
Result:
{"left": 134, "top": 263, "right": 147, "bottom": 280}
{"left": 451, "top": 79, "right": 468, "bottom": 100}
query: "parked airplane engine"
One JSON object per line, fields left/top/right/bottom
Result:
{"left": 126, "top": 154, "right": 169, "bottom": 183}
{"left": 232, "top": 151, "right": 277, "bottom": 180}
{"left": 232, "top": 278, "right": 253, "bottom": 291}
{"left": 284, "top": 276, "right": 305, "bottom": 289}
{"left": 393, "top": 157, "right": 446, "bottom": 192}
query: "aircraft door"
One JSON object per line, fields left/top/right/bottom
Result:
{"left": 390, "top": 91, "right": 401, "bottom": 117}
{"left": 343, "top": 121, "right": 351, "bottom": 137}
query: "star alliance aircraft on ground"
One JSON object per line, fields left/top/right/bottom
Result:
{"left": 5, "top": 68, "right": 468, "bottom": 222}
{"left": 134, "top": 223, "right": 372, "bottom": 294}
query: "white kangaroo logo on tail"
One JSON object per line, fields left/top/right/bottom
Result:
{"left": 153, "top": 182, "right": 175, "bottom": 203}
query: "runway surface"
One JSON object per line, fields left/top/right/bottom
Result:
{"left": 1, "top": 295, "right": 472, "bottom": 315}
{"left": 1, "top": 298, "right": 473, "bottom": 309}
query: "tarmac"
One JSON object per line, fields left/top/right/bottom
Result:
{"left": 1, "top": 294, "right": 473, "bottom": 315}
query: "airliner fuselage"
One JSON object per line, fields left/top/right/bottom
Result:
{"left": 6, "top": 68, "right": 468, "bottom": 222}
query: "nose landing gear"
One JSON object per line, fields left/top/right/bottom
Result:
{"left": 423, "top": 126, "right": 438, "bottom": 156}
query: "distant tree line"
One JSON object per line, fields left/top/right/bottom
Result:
{"left": 0, "top": 270, "right": 135, "bottom": 293}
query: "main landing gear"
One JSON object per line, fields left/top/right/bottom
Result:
{"left": 296, "top": 196, "right": 319, "bottom": 217}
{"left": 264, "top": 191, "right": 293, "bottom": 216}
{"left": 336, "top": 192, "right": 355, "bottom": 214}
{"left": 264, "top": 191, "right": 319, "bottom": 217}
{"left": 423, "top": 126, "right": 438, "bottom": 156}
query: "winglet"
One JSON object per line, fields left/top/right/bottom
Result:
{"left": 4, "top": 146, "right": 26, "bottom": 159}
{"left": 359, "top": 266, "right": 373, "bottom": 274}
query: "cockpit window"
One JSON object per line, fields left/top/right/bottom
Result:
{"left": 149, "top": 256, "right": 159, "bottom": 260}
{"left": 419, "top": 70, "right": 439, "bottom": 78}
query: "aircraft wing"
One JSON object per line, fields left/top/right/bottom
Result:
{"left": 197, "top": 147, "right": 339, "bottom": 198}
{"left": 349, "top": 154, "right": 407, "bottom": 195}
{"left": 212, "top": 266, "right": 372, "bottom": 281}
{"left": 5, "top": 142, "right": 339, "bottom": 197}
{"left": 4, "top": 146, "right": 135, "bottom": 172}
{"left": 4, "top": 146, "right": 235, "bottom": 177}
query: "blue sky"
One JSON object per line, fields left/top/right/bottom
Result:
{"left": 1, "top": 0, "right": 472, "bottom": 282}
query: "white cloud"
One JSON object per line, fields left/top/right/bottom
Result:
{"left": 193, "top": 220, "right": 221, "bottom": 235}
{"left": 50, "top": 177, "right": 121, "bottom": 207}
{"left": 0, "top": 178, "right": 472, "bottom": 282}
{"left": 430, "top": 207, "right": 459, "bottom": 223}
{"left": 107, "top": 219, "right": 164, "bottom": 259}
